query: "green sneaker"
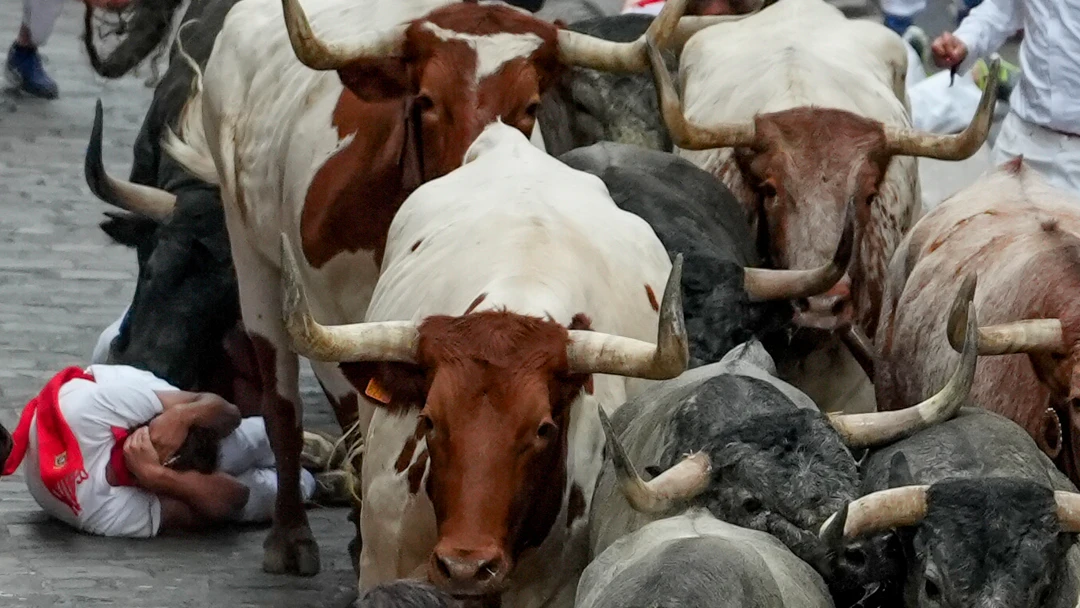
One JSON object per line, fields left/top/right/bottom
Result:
{"left": 310, "top": 470, "right": 354, "bottom": 506}
{"left": 972, "top": 55, "right": 1020, "bottom": 101}
{"left": 902, "top": 25, "right": 930, "bottom": 69}
{"left": 301, "top": 429, "right": 346, "bottom": 471}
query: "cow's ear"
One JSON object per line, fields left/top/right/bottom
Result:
{"left": 338, "top": 58, "right": 414, "bottom": 103}
{"left": 100, "top": 211, "right": 157, "bottom": 249}
{"left": 887, "top": 451, "right": 915, "bottom": 488}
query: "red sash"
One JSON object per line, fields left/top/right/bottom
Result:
{"left": 2, "top": 367, "right": 95, "bottom": 516}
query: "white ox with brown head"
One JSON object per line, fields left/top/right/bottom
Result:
{"left": 281, "top": 122, "right": 688, "bottom": 606}
{"left": 162, "top": 0, "right": 742, "bottom": 578}
{"left": 641, "top": 0, "right": 997, "bottom": 413}
{"left": 877, "top": 158, "right": 1080, "bottom": 490}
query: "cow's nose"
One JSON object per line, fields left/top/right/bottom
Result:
{"left": 794, "top": 280, "right": 853, "bottom": 330}
{"left": 430, "top": 544, "right": 508, "bottom": 592}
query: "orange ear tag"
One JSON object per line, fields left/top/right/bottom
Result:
{"left": 365, "top": 378, "right": 392, "bottom": 404}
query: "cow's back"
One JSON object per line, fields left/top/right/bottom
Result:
{"left": 862, "top": 408, "right": 1076, "bottom": 494}
{"left": 577, "top": 510, "right": 833, "bottom": 608}
{"left": 367, "top": 124, "right": 671, "bottom": 357}
{"left": 876, "top": 164, "right": 1080, "bottom": 432}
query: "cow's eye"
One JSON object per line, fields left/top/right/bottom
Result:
{"left": 537, "top": 421, "right": 558, "bottom": 441}
{"left": 924, "top": 578, "right": 942, "bottom": 602}
{"left": 416, "top": 94, "right": 435, "bottom": 112}
{"left": 759, "top": 181, "right": 777, "bottom": 199}
{"left": 419, "top": 414, "right": 435, "bottom": 435}
{"left": 525, "top": 101, "right": 540, "bottom": 118}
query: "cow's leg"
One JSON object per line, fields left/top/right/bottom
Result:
{"left": 225, "top": 226, "right": 318, "bottom": 576}
{"left": 311, "top": 363, "right": 377, "bottom": 574}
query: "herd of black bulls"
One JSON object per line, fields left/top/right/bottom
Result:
{"left": 2, "top": 0, "right": 1075, "bottom": 606}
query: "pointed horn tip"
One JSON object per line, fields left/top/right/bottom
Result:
{"left": 946, "top": 274, "right": 978, "bottom": 351}
{"left": 833, "top": 201, "right": 857, "bottom": 268}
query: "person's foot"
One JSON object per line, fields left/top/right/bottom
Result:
{"left": 310, "top": 470, "right": 353, "bottom": 506}
{"left": 902, "top": 25, "right": 930, "bottom": 68}
{"left": 5, "top": 43, "right": 58, "bottom": 99}
{"left": 972, "top": 54, "right": 1020, "bottom": 101}
{"left": 301, "top": 429, "right": 346, "bottom": 471}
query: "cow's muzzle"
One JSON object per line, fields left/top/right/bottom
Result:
{"left": 793, "top": 278, "right": 854, "bottom": 331}
{"left": 429, "top": 540, "right": 510, "bottom": 598}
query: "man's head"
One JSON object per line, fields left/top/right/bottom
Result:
{"left": 134, "top": 419, "right": 220, "bottom": 474}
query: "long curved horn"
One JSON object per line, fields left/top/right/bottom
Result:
{"left": 566, "top": 254, "right": 689, "bottom": 380}
{"left": 946, "top": 271, "right": 1067, "bottom": 355}
{"left": 558, "top": 0, "right": 757, "bottom": 73}
{"left": 828, "top": 281, "right": 979, "bottom": 448}
{"left": 743, "top": 196, "right": 856, "bottom": 302}
{"left": 281, "top": 0, "right": 408, "bottom": 70}
{"left": 1055, "top": 491, "right": 1080, "bottom": 533}
{"left": 85, "top": 100, "right": 176, "bottom": 220}
{"left": 280, "top": 233, "right": 420, "bottom": 363}
{"left": 841, "top": 324, "right": 876, "bottom": 380}
{"left": 883, "top": 58, "right": 1000, "bottom": 161}
{"left": 819, "top": 486, "right": 929, "bottom": 539}
{"left": 599, "top": 405, "right": 710, "bottom": 514}
{"left": 645, "top": 30, "right": 755, "bottom": 150}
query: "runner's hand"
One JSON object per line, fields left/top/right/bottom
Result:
{"left": 124, "top": 427, "right": 162, "bottom": 480}
{"left": 148, "top": 412, "right": 189, "bottom": 464}
{"left": 931, "top": 32, "right": 969, "bottom": 68}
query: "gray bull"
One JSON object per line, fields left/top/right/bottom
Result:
{"left": 576, "top": 509, "right": 833, "bottom": 608}
{"left": 539, "top": 14, "right": 672, "bottom": 156}
{"left": 824, "top": 408, "right": 1080, "bottom": 608}
{"left": 591, "top": 294, "right": 978, "bottom": 608}
{"left": 558, "top": 142, "right": 853, "bottom": 366}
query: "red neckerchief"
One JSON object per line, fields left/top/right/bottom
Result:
{"left": 2, "top": 367, "right": 95, "bottom": 516}
{"left": 107, "top": 427, "right": 138, "bottom": 487}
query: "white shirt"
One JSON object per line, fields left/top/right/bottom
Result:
{"left": 955, "top": 0, "right": 1080, "bottom": 135}
{"left": 25, "top": 365, "right": 178, "bottom": 538}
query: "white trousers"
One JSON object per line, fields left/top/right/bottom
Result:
{"left": 992, "top": 111, "right": 1080, "bottom": 197}
{"left": 907, "top": 67, "right": 985, "bottom": 134}
{"left": 21, "top": 0, "right": 66, "bottom": 46}
{"left": 91, "top": 305, "right": 127, "bottom": 364}
{"left": 881, "top": 0, "right": 925, "bottom": 17}
{"left": 219, "top": 418, "right": 316, "bottom": 523}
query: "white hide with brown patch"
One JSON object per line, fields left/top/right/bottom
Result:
{"left": 877, "top": 161, "right": 1080, "bottom": 466}
{"left": 164, "top": 0, "right": 557, "bottom": 435}
{"left": 671, "top": 0, "right": 920, "bottom": 413}
{"left": 359, "top": 122, "right": 671, "bottom": 607}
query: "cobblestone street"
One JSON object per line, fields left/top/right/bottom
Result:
{"left": 0, "top": 2, "right": 356, "bottom": 606}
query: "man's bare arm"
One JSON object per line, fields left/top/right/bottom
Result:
{"left": 124, "top": 426, "right": 249, "bottom": 529}
{"left": 153, "top": 391, "right": 242, "bottom": 438}
{"left": 141, "top": 466, "right": 250, "bottom": 524}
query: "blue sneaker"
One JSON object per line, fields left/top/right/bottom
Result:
{"left": 6, "top": 43, "right": 58, "bottom": 99}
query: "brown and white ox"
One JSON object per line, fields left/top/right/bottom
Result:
{"left": 162, "top": 0, "right": 750, "bottom": 579}
{"left": 281, "top": 122, "right": 689, "bottom": 604}
{"left": 877, "top": 158, "right": 1080, "bottom": 488}
{"left": 641, "top": 0, "right": 997, "bottom": 414}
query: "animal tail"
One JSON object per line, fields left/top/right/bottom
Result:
{"left": 161, "top": 18, "right": 220, "bottom": 185}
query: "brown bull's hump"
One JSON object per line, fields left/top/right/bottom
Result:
{"left": 301, "top": 88, "right": 410, "bottom": 269}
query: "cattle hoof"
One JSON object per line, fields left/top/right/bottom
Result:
{"left": 263, "top": 527, "right": 321, "bottom": 576}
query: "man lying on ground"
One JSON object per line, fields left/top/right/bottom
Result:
{"left": 0, "top": 363, "right": 348, "bottom": 537}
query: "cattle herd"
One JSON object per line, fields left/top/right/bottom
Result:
{"left": 21, "top": 0, "right": 1080, "bottom": 605}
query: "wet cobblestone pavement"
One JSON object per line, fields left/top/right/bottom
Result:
{"left": 0, "top": 4, "right": 355, "bottom": 606}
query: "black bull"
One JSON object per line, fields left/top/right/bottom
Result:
{"left": 85, "top": 0, "right": 261, "bottom": 414}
